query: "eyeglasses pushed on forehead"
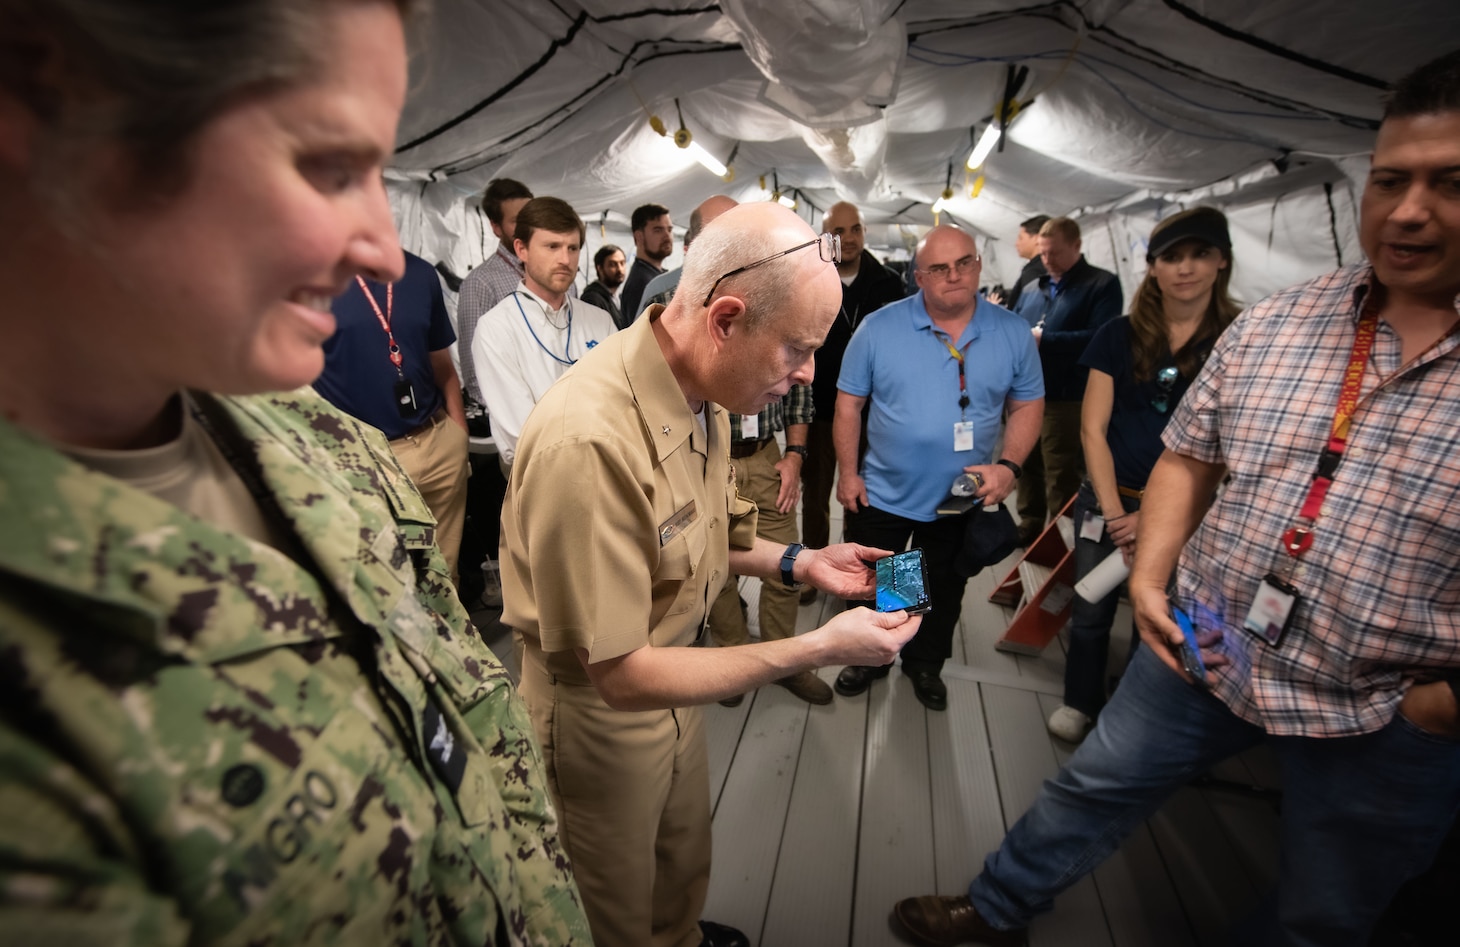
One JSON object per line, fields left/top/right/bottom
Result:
{"left": 702, "top": 232, "right": 841, "bottom": 307}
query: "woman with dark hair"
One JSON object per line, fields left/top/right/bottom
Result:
{"left": 0, "top": 1, "right": 589, "bottom": 942}
{"left": 1046, "top": 207, "right": 1240, "bottom": 743}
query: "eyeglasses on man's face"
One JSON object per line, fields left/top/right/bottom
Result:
{"left": 1150, "top": 365, "right": 1180, "bottom": 413}
{"left": 918, "top": 255, "right": 979, "bottom": 281}
{"left": 702, "top": 232, "right": 841, "bottom": 307}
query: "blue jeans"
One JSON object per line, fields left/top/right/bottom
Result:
{"left": 1064, "top": 482, "right": 1140, "bottom": 717}
{"left": 970, "top": 646, "right": 1460, "bottom": 945}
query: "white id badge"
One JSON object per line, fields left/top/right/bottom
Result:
{"left": 741, "top": 414, "right": 759, "bottom": 439}
{"left": 953, "top": 421, "right": 974, "bottom": 452}
{"left": 1242, "top": 574, "right": 1300, "bottom": 646}
{"left": 1079, "top": 510, "right": 1105, "bottom": 542}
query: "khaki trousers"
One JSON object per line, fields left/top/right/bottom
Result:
{"left": 389, "top": 412, "right": 469, "bottom": 583}
{"left": 709, "top": 438, "right": 801, "bottom": 646}
{"left": 521, "top": 650, "right": 711, "bottom": 947}
{"left": 1017, "top": 401, "right": 1083, "bottom": 533}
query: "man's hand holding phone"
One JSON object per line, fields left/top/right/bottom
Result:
{"left": 814, "top": 607, "right": 923, "bottom": 668}
{"left": 1131, "top": 585, "right": 1228, "bottom": 686}
{"left": 795, "top": 542, "right": 892, "bottom": 600}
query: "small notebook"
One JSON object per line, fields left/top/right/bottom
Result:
{"left": 936, "top": 492, "right": 983, "bottom": 516}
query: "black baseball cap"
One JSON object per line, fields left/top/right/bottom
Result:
{"left": 1147, "top": 207, "right": 1231, "bottom": 262}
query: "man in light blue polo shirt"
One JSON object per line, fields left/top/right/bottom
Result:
{"left": 833, "top": 225, "right": 1044, "bottom": 710}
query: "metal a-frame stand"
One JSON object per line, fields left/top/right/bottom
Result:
{"left": 989, "top": 495, "right": 1078, "bottom": 656}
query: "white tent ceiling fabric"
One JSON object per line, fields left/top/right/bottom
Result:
{"left": 386, "top": 0, "right": 1456, "bottom": 311}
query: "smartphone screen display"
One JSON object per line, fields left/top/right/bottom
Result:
{"left": 876, "top": 549, "right": 933, "bottom": 614}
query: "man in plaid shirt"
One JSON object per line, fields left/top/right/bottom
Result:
{"left": 895, "top": 50, "right": 1460, "bottom": 947}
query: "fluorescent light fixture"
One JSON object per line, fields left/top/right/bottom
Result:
{"left": 965, "top": 123, "right": 1002, "bottom": 170}
{"left": 776, "top": 193, "right": 797, "bottom": 208}
{"left": 931, "top": 195, "right": 950, "bottom": 214}
{"left": 685, "top": 140, "right": 728, "bottom": 177}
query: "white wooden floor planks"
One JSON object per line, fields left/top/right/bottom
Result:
{"left": 696, "top": 500, "right": 1287, "bottom": 947}
{"left": 481, "top": 463, "right": 1286, "bottom": 945}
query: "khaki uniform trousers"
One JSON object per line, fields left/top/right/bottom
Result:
{"left": 521, "top": 649, "right": 711, "bottom": 947}
{"left": 1017, "top": 400, "right": 1083, "bottom": 533}
{"left": 389, "top": 410, "right": 469, "bottom": 583}
{"left": 710, "top": 438, "right": 801, "bottom": 646}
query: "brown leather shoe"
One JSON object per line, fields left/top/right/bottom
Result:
{"left": 893, "top": 895, "right": 1026, "bottom": 946}
{"left": 775, "top": 670, "right": 834, "bottom": 705}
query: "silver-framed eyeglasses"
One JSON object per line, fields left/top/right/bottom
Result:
{"left": 917, "top": 255, "right": 979, "bottom": 281}
{"left": 702, "top": 232, "right": 842, "bottom": 306}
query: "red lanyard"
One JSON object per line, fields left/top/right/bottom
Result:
{"left": 355, "top": 276, "right": 402, "bottom": 372}
{"left": 937, "top": 334, "right": 971, "bottom": 412}
{"left": 1281, "top": 309, "right": 1379, "bottom": 559}
{"left": 1281, "top": 305, "right": 1460, "bottom": 559}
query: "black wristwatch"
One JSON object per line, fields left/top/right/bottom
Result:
{"left": 780, "top": 543, "right": 805, "bottom": 587}
{"left": 784, "top": 445, "right": 808, "bottom": 458}
{"left": 996, "top": 458, "right": 1023, "bottom": 480}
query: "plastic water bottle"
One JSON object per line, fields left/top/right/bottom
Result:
{"left": 950, "top": 472, "right": 983, "bottom": 497}
{"left": 1074, "top": 550, "right": 1129, "bottom": 602}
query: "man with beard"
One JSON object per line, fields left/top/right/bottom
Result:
{"left": 472, "top": 197, "right": 617, "bottom": 471}
{"left": 621, "top": 202, "right": 674, "bottom": 318}
{"left": 581, "top": 244, "right": 627, "bottom": 327}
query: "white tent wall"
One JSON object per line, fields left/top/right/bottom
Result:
{"left": 385, "top": 0, "right": 1456, "bottom": 317}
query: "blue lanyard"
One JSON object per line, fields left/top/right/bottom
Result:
{"left": 512, "top": 292, "right": 575, "bottom": 367}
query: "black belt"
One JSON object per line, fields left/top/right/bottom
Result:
{"left": 729, "top": 437, "right": 774, "bottom": 459}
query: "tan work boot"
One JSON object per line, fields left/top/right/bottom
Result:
{"left": 775, "top": 670, "right": 834, "bottom": 705}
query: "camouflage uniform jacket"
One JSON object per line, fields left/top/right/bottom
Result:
{"left": 0, "top": 390, "right": 591, "bottom": 946}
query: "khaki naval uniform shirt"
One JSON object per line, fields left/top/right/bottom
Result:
{"left": 500, "top": 307, "right": 757, "bottom": 947}
{"left": 501, "top": 306, "right": 757, "bottom": 670}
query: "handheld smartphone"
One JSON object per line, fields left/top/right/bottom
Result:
{"left": 1171, "top": 606, "right": 1207, "bottom": 686}
{"left": 876, "top": 549, "right": 933, "bottom": 614}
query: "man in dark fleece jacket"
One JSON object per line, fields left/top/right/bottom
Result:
{"left": 1012, "top": 216, "right": 1123, "bottom": 541}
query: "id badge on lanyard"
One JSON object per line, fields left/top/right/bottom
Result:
{"left": 940, "top": 333, "right": 973, "bottom": 451}
{"left": 357, "top": 276, "right": 415, "bottom": 418}
{"left": 1244, "top": 309, "right": 1378, "bottom": 646}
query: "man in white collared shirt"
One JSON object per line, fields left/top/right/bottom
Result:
{"left": 472, "top": 197, "right": 617, "bottom": 471}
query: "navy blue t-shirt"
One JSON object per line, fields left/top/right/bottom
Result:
{"left": 1079, "top": 316, "right": 1202, "bottom": 489}
{"left": 315, "top": 252, "right": 455, "bottom": 440}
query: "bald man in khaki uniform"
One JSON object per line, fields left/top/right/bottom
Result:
{"left": 500, "top": 203, "right": 924, "bottom": 947}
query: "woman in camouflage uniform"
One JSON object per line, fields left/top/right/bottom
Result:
{"left": 0, "top": 1, "right": 590, "bottom": 943}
